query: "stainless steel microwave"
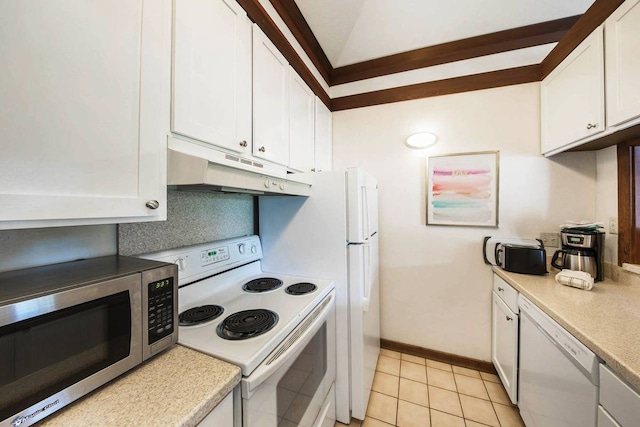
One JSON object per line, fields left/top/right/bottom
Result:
{"left": 0, "top": 256, "right": 178, "bottom": 427}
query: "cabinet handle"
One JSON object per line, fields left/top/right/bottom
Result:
{"left": 586, "top": 123, "right": 598, "bottom": 130}
{"left": 258, "top": 146, "right": 266, "bottom": 153}
{"left": 497, "top": 287, "right": 504, "bottom": 292}
{"left": 506, "top": 316, "right": 513, "bottom": 321}
{"left": 239, "top": 140, "right": 248, "bottom": 147}
{"left": 145, "top": 200, "right": 160, "bottom": 210}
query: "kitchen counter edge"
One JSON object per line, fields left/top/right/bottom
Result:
{"left": 39, "top": 345, "right": 241, "bottom": 427}
{"left": 492, "top": 267, "right": 640, "bottom": 391}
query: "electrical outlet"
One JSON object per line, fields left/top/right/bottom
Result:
{"left": 540, "top": 232, "right": 560, "bottom": 248}
{"left": 609, "top": 217, "right": 618, "bottom": 235}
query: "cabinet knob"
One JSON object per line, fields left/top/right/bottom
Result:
{"left": 258, "top": 146, "right": 266, "bottom": 153}
{"left": 145, "top": 200, "right": 160, "bottom": 209}
{"left": 506, "top": 316, "right": 513, "bottom": 321}
{"left": 239, "top": 140, "right": 248, "bottom": 147}
{"left": 586, "top": 123, "right": 598, "bottom": 130}
{"left": 497, "top": 287, "right": 504, "bottom": 292}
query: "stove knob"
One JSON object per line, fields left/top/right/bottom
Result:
{"left": 238, "top": 243, "right": 246, "bottom": 254}
{"left": 174, "top": 257, "right": 186, "bottom": 271}
{"left": 264, "top": 178, "right": 271, "bottom": 189}
{"left": 250, "top": 245, "right": 257, "bottom": 254}
{"left": 279, "top": 181, "right": 285, "bottom": 190}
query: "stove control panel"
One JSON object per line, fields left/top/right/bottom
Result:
{"left": 201, "top": 246, "right": 230, "bottom": 266}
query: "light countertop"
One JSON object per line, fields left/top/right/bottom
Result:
{"left": 39, "top": 345, "right": 241, "bottom": 427}
{"left": 493, "top": 266, "right": 640, "bottom": 391}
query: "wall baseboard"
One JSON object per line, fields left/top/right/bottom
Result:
{"left": 380, "top": 339, "right": 497, "bottom": 375}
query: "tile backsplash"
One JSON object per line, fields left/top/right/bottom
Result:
{"left": 118, "top": 190, "right": 254, "bottom": 255}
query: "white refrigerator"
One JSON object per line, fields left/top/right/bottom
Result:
{"left": 259, "top": 167, "right": 380, "bottom": 423}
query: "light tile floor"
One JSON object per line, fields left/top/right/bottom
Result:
{"left": 336, "top": 349, "right": 525, "bottom": 427}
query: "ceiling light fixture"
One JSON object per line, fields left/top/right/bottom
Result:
{"left": 405, "top": 132, "right": 437, "bottom": 149}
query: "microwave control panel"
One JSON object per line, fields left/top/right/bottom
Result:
{"left": 148, "top": 277, "right": 174, "bottom": 344}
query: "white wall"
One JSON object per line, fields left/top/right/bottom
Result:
{"left": 596, "top": 146, "right": 618, "bottom": 264}
{"left": 0, "top": 225, "right": 117, "bottom": 273}
{"left": 332, "top": 82, "right": 597, "bottom": 360}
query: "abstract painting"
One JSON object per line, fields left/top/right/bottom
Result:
{"left": 426, "top": 151, "right": 499, "bottom": 227}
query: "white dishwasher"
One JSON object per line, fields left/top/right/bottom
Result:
{"left": 518, "top": 295, "right": 600, "bottom": 427}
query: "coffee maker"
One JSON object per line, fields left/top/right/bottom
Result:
{"left": 551, "top": 229, "right": 605, "bottom": 281}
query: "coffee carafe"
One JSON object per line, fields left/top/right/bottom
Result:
{"left": 551, "top": 229, "right": 605, "bottom": 281}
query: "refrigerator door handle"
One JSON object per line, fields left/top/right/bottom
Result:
{"left": 363, "top": 243, "right": 372, "bottom": 312}
{"left": 362, "top": 186, "right": 370, "bottom": 241}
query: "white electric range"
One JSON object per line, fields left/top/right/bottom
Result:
{"left": 140, "top": 235, "right": 336, "bottom": 427}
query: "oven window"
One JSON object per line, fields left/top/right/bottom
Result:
{"left": 0, "top": 291, "right": 132, "bottom": 420}
{"left": 277, "top": 323, "right": 327, "bottom": 426}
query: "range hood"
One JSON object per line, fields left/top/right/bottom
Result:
{"left": 167, "top": 140, "right": 312, "bottom": 196}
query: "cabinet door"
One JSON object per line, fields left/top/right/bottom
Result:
{"left": 289, "top": 70, "right": 315, "bottom": 172}
{"left": 197, "top": 390, "right": 233, "bottom": 427}
{"left": 605, "top": 0, "right": 640, "bottom": 127}
{"left": 173, "top": 0, "right": 252, "bottom": 155}
{"left": 0, "top": 0, "right": 170, "bottom": 229}
{"left": 541, "top": 26, "right": 605, "bottom": 155}
{"left": 492, "top": 291, "right": 518, "bottom": 404}
{"left": 253, "top": 25, "right": 290, "bottom": 166}
{"left": 314, "top": 97, "right": 333, "bottom": 172}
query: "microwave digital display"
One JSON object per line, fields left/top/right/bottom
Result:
{"left": 148, "top": 277, "right": 174, "bottom": 344}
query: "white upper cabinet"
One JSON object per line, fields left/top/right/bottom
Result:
{"left": 541, "top": 26, "right": 605, "bottom": 155}
{"left": 173, "top": 0, "right": 252, "bottom": 155}
{"left": 289, "top": 70, "right": 316, "bottom": 172}
{"left": 252, "top": 25, "right": 290, "bottom": 167}
{"left": 314, "top": 98, "right": 333, "bottom": 172}
{"left": 0, "top": 0, "right": 171, "bottom": 229}
{"left": 605, "top": 0, "right": 640, "bottom": 127}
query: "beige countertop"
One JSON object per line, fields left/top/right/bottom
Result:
{"left": 39, "top": 345, "right": 241, "bottom": 427}
{"left": 493, "top": 266, "right": 640, "bottom": 391}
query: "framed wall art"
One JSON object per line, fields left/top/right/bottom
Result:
{"left": 426, "top": 151, "right": 499, "bottom": 227}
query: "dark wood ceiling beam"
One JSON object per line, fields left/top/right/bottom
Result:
{"left": 268, "top": 0, "right": 333, "bottom": 84}
{"left": 330, "top": 65, "right": 541, "bottom": 111}
{"left": 541, "top": 0, "right": 624, "bottom": 79}
{"left": 330, "top": 16, "right": 579, "bottom": 86}
{"left": 236, "top": 0, "right": 330, "bottom": 107}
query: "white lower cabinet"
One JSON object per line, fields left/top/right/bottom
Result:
{"left": 598, "top": 364, "right": 640, "bottom": 427}
{"left": 0, "top": 0, "right": 171, "bottom": 229}
{"left": 198, "top": 389, "right": 234, "bottom": 427}
{"left": 491, "top": 275, "right": 518, "bottom": 404}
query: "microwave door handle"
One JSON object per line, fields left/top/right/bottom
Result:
{"left": 243, "top": 293, "right": 335, "bottom": 397}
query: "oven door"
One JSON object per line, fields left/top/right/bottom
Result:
{"left": 242, "top": 290, "right": 336, "bottom": 427}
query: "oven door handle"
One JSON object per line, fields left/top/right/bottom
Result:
{"left": 242, "top": 292, "right": 335, "bottom": 398}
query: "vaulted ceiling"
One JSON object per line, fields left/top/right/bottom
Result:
{"left": 241, "top": 0, "right": 623, "bottom": 110}
{"left": 295, "top": 0, "right": 594, "bottom": 68}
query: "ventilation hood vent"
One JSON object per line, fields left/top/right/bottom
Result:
{"left": 167, "top": 146, "right": 312, "bottom": 197}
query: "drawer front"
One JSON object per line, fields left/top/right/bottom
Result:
{"left": 600, "top": 364, "right": 640, "bottom": 426}
{"left": 598, "top": 406, "right": 622, "bottom": 427}
{"left": 493, "top": 275, "right": 518, "bottom": 313}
